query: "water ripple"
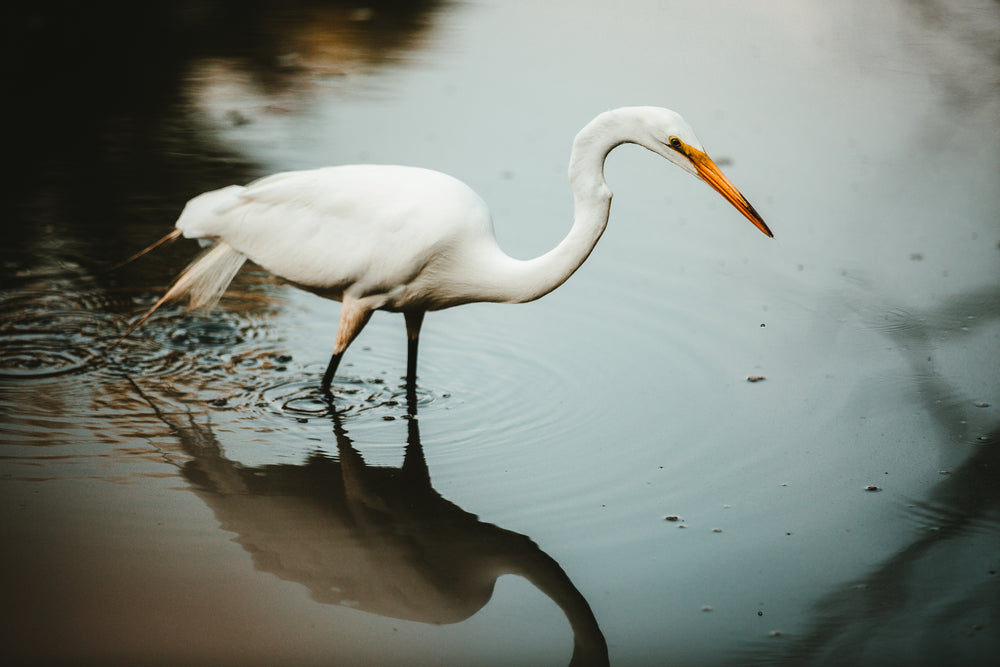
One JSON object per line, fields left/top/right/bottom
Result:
{"left": 101, "top": 302, "right": 279, "bottom": 381}
{"left": 0, "top": 289, "right": 122, "bottom": 379}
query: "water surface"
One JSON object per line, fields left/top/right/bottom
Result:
{"left": 3, "top": 1, "right": 999, "bottom": 665}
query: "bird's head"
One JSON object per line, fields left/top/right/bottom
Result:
{"left": 629, "top": 106, "right": 773, "bottom": 238}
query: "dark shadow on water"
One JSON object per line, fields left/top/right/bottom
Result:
{"left": 126, "top": 378, "right": 609, "bottom": 667}
{"left": 740, "top": 283, "right": 1000, "bottom": 666}
{"left": 3, "top": 0, "right": 450, "bottom": 293}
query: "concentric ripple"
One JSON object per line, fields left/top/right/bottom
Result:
{"left": 0, "top": 288, "right": 123, "bottom": 380}
{"left": 221, "top": 373, "right": 443, "bottom": 423}
{"left": 101, "top": 302, "right": 279, "bottom": 382}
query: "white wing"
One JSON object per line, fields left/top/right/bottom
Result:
{"left": 175, "top": 165, "right": 494, "bottom": 302}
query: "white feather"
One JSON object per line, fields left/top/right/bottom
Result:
{"left": 165, "top": 242, "right": 248, "bottom": 311}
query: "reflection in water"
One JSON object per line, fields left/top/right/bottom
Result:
{"left": 5, "top": 1, "right": 998, "bottom": 663}
{"left": 5, "top": 0, "right": 450, "bottom": 300}
{"left": 743, "top": 285, "right": 1000, "bottom": 665}
{"left": 128, "top": 380, "right": 609, "bottom": 666}
{"left": 895, "top": 0, "right": 1000, "bottom": 112}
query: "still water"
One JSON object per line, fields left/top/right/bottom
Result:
{"left": 3, "top": 1, "right": 998, "bottom": 665}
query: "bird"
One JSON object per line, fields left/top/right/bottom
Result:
{"left": 115, "top": 106, "right": 773, "bottom": 393}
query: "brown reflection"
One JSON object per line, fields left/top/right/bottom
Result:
{"left": 742, "top": 284, "right": 1000, "bottom": 665}
{"left": 128, "top": 380, "right": 609, "bottom": 666}
{"left": 5, "top": 0, "right": 450, "bottom": 279}
{"left": 242, "top": 0, "right": 448, "bottom": 76}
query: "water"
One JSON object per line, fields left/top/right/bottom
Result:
{"left": 3, "top": 1, "right": 999, "bottom": 665}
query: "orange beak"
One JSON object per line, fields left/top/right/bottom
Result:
{"left": 688, "top": 147, "right": 773, "bottom": 238}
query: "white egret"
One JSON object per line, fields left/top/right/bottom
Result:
{"left": 116, "top": 106, "right": 773, "bottom": 392}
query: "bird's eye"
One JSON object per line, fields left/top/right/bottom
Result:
{"left": 668, "top": 136, "right": 683, "bottom": 150}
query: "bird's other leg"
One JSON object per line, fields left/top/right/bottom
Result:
{"left": 403, "top": 310, "right": 424, "bottom": 413}
{"left": 404, "top": 310, "right": 424, "bottom": 387}
{"left": 321, "top": 298, "right": 373, "bottom": 394}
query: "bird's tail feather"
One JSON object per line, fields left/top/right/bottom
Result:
{"left": 107, "top": 242, "right": 248, "bottom": 350}
{"left": 107, "top": 229, "right": 183, "bottom": 271}
{"left": 176, "top": 242, "right": 249, "bottom": 311}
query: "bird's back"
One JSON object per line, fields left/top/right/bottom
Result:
{"left": 175, "top": 165, "right": 496, "bottom": 304}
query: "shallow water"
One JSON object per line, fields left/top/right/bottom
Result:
{"left": 3, "top": 1, "right": 999, "bottom": 665}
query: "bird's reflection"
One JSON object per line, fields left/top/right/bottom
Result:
{"left": 133, "top": 383, "right": 608, "bottom": 666}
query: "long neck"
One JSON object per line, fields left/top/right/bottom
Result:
{"left": 475, "top": 110, "right": 630, "bottom": 304}
{"left": 505, "top": 542, "right": 609, "bottom": 665}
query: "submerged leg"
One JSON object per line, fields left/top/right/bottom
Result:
{"left": 404, "top": 310, "right": 425, "bottom": 387}
{"left": 321, "top": 298, "right": 374, "bottom": 393}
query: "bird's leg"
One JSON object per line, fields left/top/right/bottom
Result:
{"left": 404, "top": 310, "right": 424, "bottom": 386}
{"left": 403, "top": 310, "right": 425, "bottom": 414}
{"left": 320, "top": 353, "right": 343, "bottom": 394}
{"left": 321, "top": 298, "right": 373, "bottom": 394}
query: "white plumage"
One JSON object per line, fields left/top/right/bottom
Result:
{"left": 118, "top": 107, "right": 772, "bottom": 392}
